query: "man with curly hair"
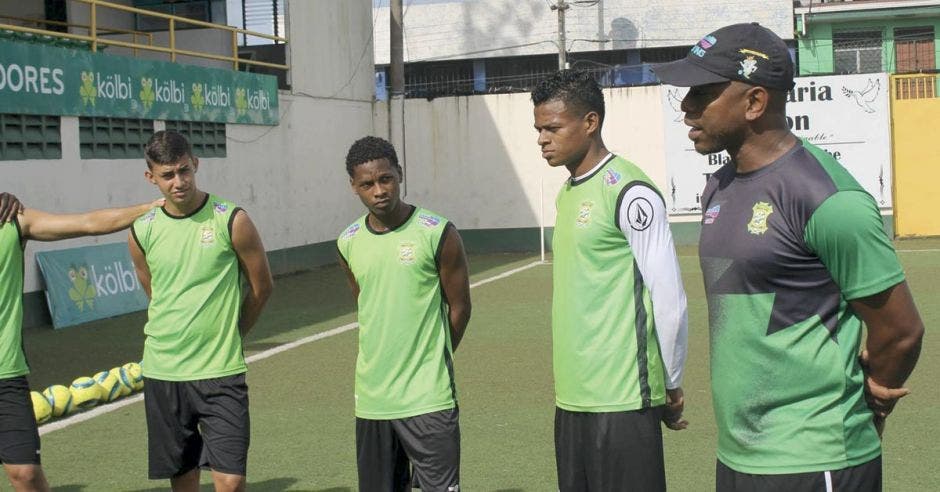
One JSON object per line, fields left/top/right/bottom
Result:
{"left": 337, "top": 136, "right": 471, "bottom": 492}
{"left": 532, "top": 70, "right": 689, "bottom": 490}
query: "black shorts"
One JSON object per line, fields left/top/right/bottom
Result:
{"left": 716, "top": 455, "right": 882, "bottom": 492}
{"left": 356, "top": 408, "right": 460, "bottom": 492}
{"left": 555, "top": 406, "right": 666, "bottom": 492}
{"left": 144, "top": 374, "right": 250, "bottom": 479}
{"left": 0, "top": 376, "right": 41, "bottom": 465}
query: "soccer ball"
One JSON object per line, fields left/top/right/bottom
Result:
{"left": 30, "top": 391, "right": 52, "bottom": 424}
{"left": 122, "top": 362, "right": 144, "bottom": 392}
{"left": 70, "top": 377, "right": 102, "bottom": 410}
{"left": 109, "top": 367, "right": 133, "bottom": 397}
{"left": 42, "top": 385, "right": 73, "bottom": 417}
{"left": 93, "top": 371, "right": 121, "bottom": 402}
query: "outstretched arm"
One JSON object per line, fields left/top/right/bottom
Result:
{"left": 231, "top": 210, "right": 273, "bottom": 338}
{"left": 0, "top": 192, "right": 24, "bottom": 223}
{"left": 438, "top": 224, "right": 471, "bottom": 351}
{"left": 18, "top": 199, "right": 164, "bottom": 241}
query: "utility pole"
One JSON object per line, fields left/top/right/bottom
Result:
{"left": 551, "top": 0, "right": 569, "bottom": 70}
{"left": 389, "top": 0, "right": 406, "bottom": 194}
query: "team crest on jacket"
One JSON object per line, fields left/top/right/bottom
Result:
{"left": 604, "top": 169, "right": 622, "bottom": 186}
{"left": 398, "top": 241, "right": 416, "bottom": 265}
{"left": 418, "top": 213, "right": 440, "bottom": 228}
{"left": 213, "top": 201, "right": 228, "bottom": 214}
{"left": 341, "top": 223, "right": 361, "bottom": 239}
{"left": 747, "top": 201, "right": 773, "bottom": 235}
{"left": 576, "top": 201, "right": 594, "bottom": 228}
{"left": 199, "top": 225, "right": 216, "bottom": 246}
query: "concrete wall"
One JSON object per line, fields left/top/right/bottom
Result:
{"left": 372, "top": 0, "right": 795, "bottom": 63}
{"left": 0, "top": 0, "right": 45, "bottom": 25}
{"left": 371, "top": 85, "right": 667, "bottom": 232}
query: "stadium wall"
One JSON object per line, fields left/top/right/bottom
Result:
{"left": 13, "top": 0, "right": 375, "bottom": 328}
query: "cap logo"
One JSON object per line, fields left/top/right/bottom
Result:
{"left": 690, "top": 35, "right": 717, "bottom": 58}
{"left": 739, "top": 48, "right": 769, "bottom": 60}
{"left": 738, "top": 56, "right": 758, "bottom": 79}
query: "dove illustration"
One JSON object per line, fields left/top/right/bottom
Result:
{"left": 842, "top": 78, "right": 879, "bottom": 113}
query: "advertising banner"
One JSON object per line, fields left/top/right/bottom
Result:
{"left": 0, "top": 38, "right": 278, "bottom": 125}
{"left": 661, "top": 73, "right": 892, "bottom": 215}
{"left": 35, "top": 242, "right": 147, "bottom": 329}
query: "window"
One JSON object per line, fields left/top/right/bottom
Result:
{"left": 133, "top": 1, "right": 219, "bottom": 32}
{"left": 165, "top": 120, "right": 226, "bottom": 158}
{"left": 0, "top": 114, "right": 61, "bottom": 160}
{"left": 833, "top": 30, "right": 883, "bottom": 74}
{"left": 79, "top": 117, "right": 153, "bottom": 159}
{"left": 227, "top": 0, "right": 286, "bottom": 46}
{"left": 895, "top": 27, "right": 935, "bottom": 73}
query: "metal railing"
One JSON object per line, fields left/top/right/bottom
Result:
{"left": 892, "top": 73, "right": 938, "bottom": 100}
{"left": 0, "top": 0, "right": 288, "bottom": 72}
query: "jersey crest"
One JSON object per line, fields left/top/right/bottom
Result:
{"left": 576, "top": 200, "right": 594, "bottom": 228}
{"left": 199, "top": 225, "right": 216, "bottom": 246}
{"left": 747, "top": 201, "right": 774, "bottom": 235}
{"left": 398, "top": 241, "right": 416, "bottom": 265}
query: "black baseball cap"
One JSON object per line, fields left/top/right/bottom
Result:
{"left": 653, "top": 23, "right": 795, "bottom": 91}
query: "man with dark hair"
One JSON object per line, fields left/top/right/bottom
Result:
{"left": 337, "top": 136, "right": 471, "bottom": 492}
{"left": 532, "top": 69, "right": 689, "bottom": 491}
{"left": 128, "top": 130, "right": 273, "bottom": 492}
{"left": 653, "top": 23, "right": 924, "bottom": 491}
{"left": 0, "top": 192, "right": 160, "bottom": 492}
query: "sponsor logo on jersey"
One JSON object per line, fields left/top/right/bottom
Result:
{"left": 139, "top": 209, "right": 157, "bottom": 223}
{"left": 704, "top": 204, "right": 721, "bottom": 225}
{"left": 418, "top": 213, "right": 441, "bottom": 228}
{"left": 747, "top": 201, "right": 773, "bottom": 235}
{"left": 341, "top": 223, "right": 361, "bottom": 239}
{"left": 199, "top": 225, "right": 216, "bottom": 246}
{"left": 398, "top": 241, "right": 416, "bottom": 265}
{"left": 627, "top": 196, "right": 654, "bottom": 231}
{"left": 576, "top": 201, "right": 594, "bottom": 228}
{"left": 213, "top": 201, "right": 228, "bottom": 214}
{"left": 604, "top": 169, "right": 622, "bottom": 186}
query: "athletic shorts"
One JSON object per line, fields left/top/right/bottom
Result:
{"left": 555, "top": 406, "right": 666, "bottom": 492}
{"left": 0, "top": 376, "right": 41, "bottom": 465}
{"left": 356, "top": 408, "right": 460, "bottom": 492}
{"left": 716, "top": 455, "right": 882, "bottom": 492}
{"left": 144, "top": 374, "right": 250, "bottom": 479}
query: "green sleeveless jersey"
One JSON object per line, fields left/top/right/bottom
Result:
{"left": 337, "top": 207, "right": 457, "bottom": 419}
{"left": 552, "top": 155, "right": 667, "bottom": 412}
{"left": 132, "top": 194, "right": 246, "bottom": 381}
{"left": 0, "top": 220, "right": 28, "bottom": 378}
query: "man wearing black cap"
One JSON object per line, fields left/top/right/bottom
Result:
{"left": 653, "top": 23, "right": 924, "bottom": 491}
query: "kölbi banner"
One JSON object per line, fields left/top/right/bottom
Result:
{"left": 0, "top": 37, "right": 278, "bottom": 125}
{"left": 660, "top": 73, "right": 892, "bottom": 216}
{"left": 36, "top": 242, "right": 147, "bottom": 329}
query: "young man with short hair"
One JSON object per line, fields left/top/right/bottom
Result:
{"left": 531, "top": 70, "right": 690, "bottom": 491}
{"left": 0, "top": 192, "right": 161, "bottom": 492}
{"left": 337, "top": 136, "right": 471, "bottom": 492}
{"left": 128, "top": 130, "right": 273, "bottom": 492}
{"left": 654, "top": 22, "right": 924, "bottom": 491}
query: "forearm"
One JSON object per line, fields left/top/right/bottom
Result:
{"left": 865, "top": 323, "right": 923, "bottom": 388}
{"left": 238, "top": 288, "right": 271, "bottom": 337}
{"left": 448, "top": 302, "right": 471, "bottom": 351}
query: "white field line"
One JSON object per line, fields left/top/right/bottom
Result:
{"left": 40, "top": 260, "right": 546, "bottom": 436}
{"left": 897, "top": 249, "right": 940, "bottom": 253}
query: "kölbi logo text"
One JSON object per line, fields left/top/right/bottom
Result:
{"left": 90, "top": 261, "right": 141, "bottom": 297}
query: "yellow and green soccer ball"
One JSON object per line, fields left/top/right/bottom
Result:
{"left": 30, "top": 391, "right": 52, "bottom": 424}
{"left": 93, "top": 371, "right": 122, "bottom": 402}
{"left": 122, "top": 362, "right": 144, "bottom": 392}
{"left": 42, "top": 384, "right": 73, "bottom": 417}
{"left": 70, "top": 377, "right": 102, "bottom": 410}
{"left": 109, "top": 367, "right": 133, "bottom": 398}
